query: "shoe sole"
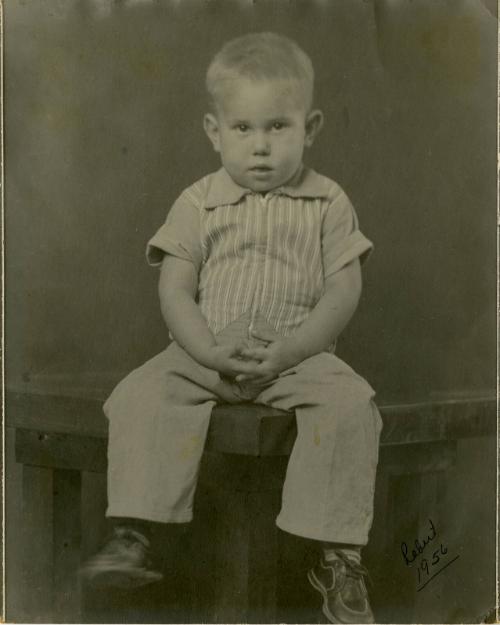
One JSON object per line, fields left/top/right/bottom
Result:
{"left": 81, "top": 566, "right": 163, "bottom": 590}
{"left": 307, "top": 569, "right": 341, "bottom": 624}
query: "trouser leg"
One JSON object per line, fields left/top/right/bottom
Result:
{"left": 257, "top": 352, "right": 383, "bottom": 545}
{"left": 104, "top": 342, "right": 221, "bottom": 524}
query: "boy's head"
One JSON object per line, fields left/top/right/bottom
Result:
{"left": 204, "top": 32, "right": 323, "bottom": 193}
{"left": 206, "top": 32, "right": 314, "bottom": 112}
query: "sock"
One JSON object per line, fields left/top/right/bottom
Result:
{"left": 323, "top": 544, "right": 361, "bottom": 564}
{"left": 109, "top": 517, "right": 152, "bottom": 542}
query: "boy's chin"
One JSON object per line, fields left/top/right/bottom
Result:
{"left": 230, "top": 171, "right": 280, "bottom": 194}
{"left": 245, "top": 179, "right": 280, "bottom": 194}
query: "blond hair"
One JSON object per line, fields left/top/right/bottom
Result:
{"left": 206, "top": 32, "right": 314, "bottom": 111}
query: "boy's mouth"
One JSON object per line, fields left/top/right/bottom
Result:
{"left": 250, "top": 165, "right": 273, "bottom": 172}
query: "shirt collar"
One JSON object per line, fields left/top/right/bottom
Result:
{"left": 203, "top": 165, "right": 331, "bottom": 210}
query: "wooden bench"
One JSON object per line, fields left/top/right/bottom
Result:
{"left": 6, "top": 388, "right": 495, "bottom": 623}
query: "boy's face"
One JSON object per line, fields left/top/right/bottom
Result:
{"left": 204, "top": 78, "right": 323, "bottom": 193}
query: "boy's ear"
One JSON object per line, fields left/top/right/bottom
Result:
{"left": 204, "top": 113, "right": 221, "bottom": 153}
{"left": 304, "top": 109, "right": 324, "bottom": 147}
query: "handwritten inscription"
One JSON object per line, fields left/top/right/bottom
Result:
{"left": 401, "top": 518, "right": 438, "bottom": 565}
{"left": 401, "top": 518, "right": 459, "bottom": 591}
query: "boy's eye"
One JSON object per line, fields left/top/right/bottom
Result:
{"left": 236, "top": 124, "right": 249, "bottom": 132}
{"left": 272, "top": 122, "right": 285, "bottom": 130}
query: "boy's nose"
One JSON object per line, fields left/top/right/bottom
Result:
{"left": 252, "top": 132, "right": 271, "bottom": 155}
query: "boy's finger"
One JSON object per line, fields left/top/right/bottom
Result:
{"left": 241, "top": 347, "right": 268, "bottom": 360}
{"left": 236, "top": 340, "right": 252, "bottom": 352}
{"left": 249, "top": 328, "right": 277, "bottom": 342}
{"left": 231, "top": 360, "right": 260, "bottom": 375}
{"left": 228, "top": 341, "right": 247, "bottom": 356}
{"left": 235, "top": 373, "right": 267, "bottom": 383}
{"left": 239, "top": 348, "right": 259, "bottom": 360}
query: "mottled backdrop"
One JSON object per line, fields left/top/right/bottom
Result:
{"left": 6, "top": 0, "right": 496, "bottom": 403}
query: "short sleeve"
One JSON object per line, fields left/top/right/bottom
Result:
{"left": 146, "top": 191, "right": 202, "bottom": 271}
{"left": 321, "top": 188, "right": 373, "bottom": 278}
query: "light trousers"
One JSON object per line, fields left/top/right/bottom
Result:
{"left": 104, "top": 338, "right": 382, "bottom": 545}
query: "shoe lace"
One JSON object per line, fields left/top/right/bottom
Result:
{"left": 336, "top": 551, "right": 373, "bottom": 587}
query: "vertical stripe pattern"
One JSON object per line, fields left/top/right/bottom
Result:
{"left": 198, "top": 189, "right": 325, "bottom": 337}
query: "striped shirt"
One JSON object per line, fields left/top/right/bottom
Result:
{"left": 147, "top": 166, "right": 373, "bottom": 338}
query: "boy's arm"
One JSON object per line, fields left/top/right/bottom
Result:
{"left": 159, "top": 255, "right": 259, "bottom": 378}
{"left": 288, "top": 258, "right": 362, "bottom": 359}
{"left": 236, "top": 259, "right": 362, "bottom": 383}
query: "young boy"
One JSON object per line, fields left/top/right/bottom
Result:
{"left": 83, "top": 32, "right": 382, "bottom": 624}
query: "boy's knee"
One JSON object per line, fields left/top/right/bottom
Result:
{"left": 318, "top": 372, "right": 375, "bottom": 408}
{"left": 104, "top": 364, "right": 182, "bottom": 419}
{"left": 314, "top": 386, "right": 379, "bottom": 437}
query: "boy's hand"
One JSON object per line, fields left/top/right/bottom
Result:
{"left": 235, "top": 330, "right": 303, "bottom": 385}
{"left": 205, "top": 343, "right": 261, "bottom": 379}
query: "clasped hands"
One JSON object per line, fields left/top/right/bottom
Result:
{"left": 206, "top": 329, "right": 303, "bottom": 386}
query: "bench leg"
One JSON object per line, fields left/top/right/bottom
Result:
{"left": 21, "top": 465, "right": 83, "bottom": 623}
{"left": 21, "top": 465, "right": 54, "bottom": 623}
{"left": 213, "top": 489, "right": 281, "bottom": 623}
{"left": 193, "top": 453, "right": 287, "bottom": 623}
{"left": 53, "top": 469, "right": 82, "bottom": 623}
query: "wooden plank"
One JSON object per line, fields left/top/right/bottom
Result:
{"left": 259, "top": 414, "right": 298, "bottom": 456}
{"left": 209, "top": 398, "right": 495, "bottom": 456}
{"left": 380, "top": 398, "right": 496, "bottom": 445}
{"left": 205, "top": 405, "right": 290, "bottom": 456}
{"left": 7, "top": 389, "right": 496, "bottom": 453}
{"left": 380, "top": 441, "right": 457, "bottom": 476}
{"left": 52, "top": 469, "right": 82, "bottom": 623}
{"left": 16, "top": 429, "right": 107, "bottom": 473}
{"left": 6, "top": 390, "right": 107, "bottom": 438}
{"left": 21, "top": 465, "right": 54, "bottom": 623}
{"left": 13, "top": 401, "right": 493, "bottom": 481}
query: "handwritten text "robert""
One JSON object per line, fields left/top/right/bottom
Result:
{"left": 401, "top": 518, "right": 437, "bottom": 565}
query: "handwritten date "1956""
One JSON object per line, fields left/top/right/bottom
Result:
{"left": 416, "top": 543, "right": 449, "bottom": 585}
